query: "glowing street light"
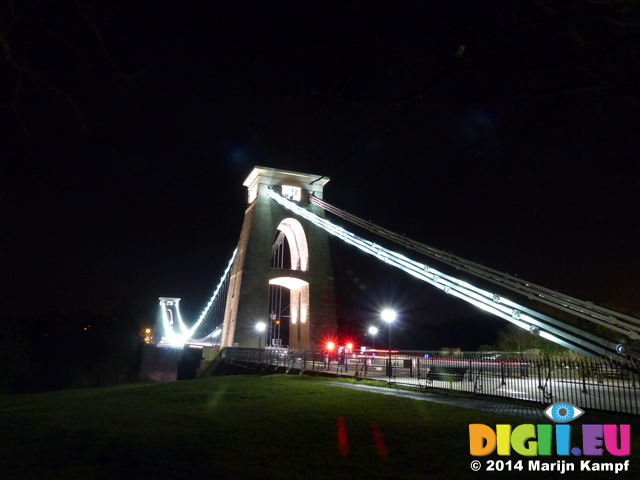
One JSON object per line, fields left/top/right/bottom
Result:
{"left": 381, "top": 309, "right": 397, "bottom": 381}
{"left": 368, "top": 326, "right": 379, "bottom": 349}
{"left": 143, "top": 327, "right": 152, "bottom": 344}
{"left": 381, "top": 309, "right": 396, "bottom": 323}
{"left": 256, "top": 322, "right": 266, "bottom": 350}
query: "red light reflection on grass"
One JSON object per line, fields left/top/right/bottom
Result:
{"left": 337, "top": 417, "right": 349, "bottom": 456}
{"left": 371, "top": 421, "right": 388, "bottom": 460}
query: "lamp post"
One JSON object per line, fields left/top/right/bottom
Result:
{"left": 368, "top": 326, "right": 378, "bottom": 349}
{"left": 381, "top": 309, "right": 396, "bottom": 381}
{"left": 256, "top": 322, "right": 266, "bottom": 363}
{"left": 256, "top": 322, "right": 266, "bottom": 349}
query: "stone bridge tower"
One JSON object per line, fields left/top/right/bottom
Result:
{"left": 220, "top": 166, "right": 337, "bottom": 350}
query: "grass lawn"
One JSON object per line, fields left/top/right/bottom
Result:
{"left": 1, "top": 375, "right": 638, "bottom": 479}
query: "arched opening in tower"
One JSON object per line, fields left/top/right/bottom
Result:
{"left": 268, "top": 278, "right": 310, "bottom": 350}
{"left": 269, "top": 218, "right": 310, "bottom": 349}
{"left": 271, "top": 218, "right": 309, "bottom": 271}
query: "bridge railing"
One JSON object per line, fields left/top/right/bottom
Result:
{"left": 222, "top": 348, "right": 640, "bottom": 415}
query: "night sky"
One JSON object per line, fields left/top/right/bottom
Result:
{"left": 2, "top": 1, "right": 639, "bottom": 350}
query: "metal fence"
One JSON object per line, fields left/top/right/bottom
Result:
{"left": 222, "top": 348, "right": 640, "bottom": 415}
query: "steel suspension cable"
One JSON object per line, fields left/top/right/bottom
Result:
{"left": 310, "top": 195, "right": 640, "bottom": 341}
{"left": 267, "top": 189, "right": 638, "bottom": 360}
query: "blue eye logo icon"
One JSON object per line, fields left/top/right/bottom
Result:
{"left": 543, "top": 403, "right": 584, "bottom": 423}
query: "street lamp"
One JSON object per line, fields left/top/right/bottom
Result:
{"left": 381, "top": 309, "right": 396, "bottom": 381}
{"left": 368, "top": 326, "right": 378, "bottom": 349}
{"left": 256, "top": 322, "right": 266, "bottom": 349}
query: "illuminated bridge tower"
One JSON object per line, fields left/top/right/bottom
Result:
{"left": 157, "top": 297, "right": 182, "bottom": 344}
{"left": 220, "top": 166, "right": 337, "bottom": 350}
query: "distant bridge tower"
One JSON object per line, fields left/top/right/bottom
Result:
{"left": 220, "top": 166, "right": 337, "bottom": 350}
{"left": 157, "top": 297, "right": 182, "bottom": 344}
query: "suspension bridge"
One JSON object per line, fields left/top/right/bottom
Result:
{"left": 145, "top": 166, "right": 640, "bottom": 414}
